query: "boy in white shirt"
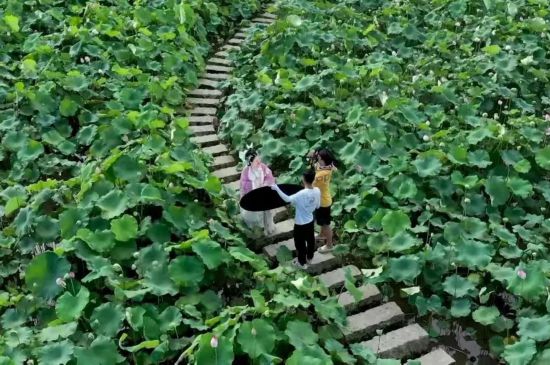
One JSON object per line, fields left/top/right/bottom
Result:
{"left": 271, "top": 170, "right": 321, "bottom": 269}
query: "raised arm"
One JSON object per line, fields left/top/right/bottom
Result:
{"left": 271, "top": 184, "right": 294, "bottom": 203}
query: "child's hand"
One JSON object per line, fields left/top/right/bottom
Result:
{"left": 270, "top": 184, "right": 277, "bottom": 190}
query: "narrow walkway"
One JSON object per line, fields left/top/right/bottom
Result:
{"left": 186, "top": 6, "right": 455, "bottom": 365}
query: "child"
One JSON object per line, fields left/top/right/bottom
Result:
{"left": 271, "top": 170, "right": 320, "bottom": 269}
{"left": 240, "top": 149, "right": 276, "bottom": 236}
{"left": 310, "top": 148, "right": 336, "bottom": 253}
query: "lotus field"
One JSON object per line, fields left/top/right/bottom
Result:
{"left": 1, "top": 0, "right": 550, "bottom": 364}
{"left": 222, "top": 0, "right": 550, "bottom": 363}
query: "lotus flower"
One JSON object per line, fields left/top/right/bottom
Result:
{"left": 210, "top": 336, "right": 219, "bottom": 348}
{"left": 517, "top": 269, "right": 527, "bottom": 280}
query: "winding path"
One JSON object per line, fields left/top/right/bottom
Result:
{"left": 186, "top": 5, "right": 456, "bottom": 365}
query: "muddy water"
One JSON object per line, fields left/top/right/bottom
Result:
{"left": 424, "top": 318, "right": 500, "bottom": 365}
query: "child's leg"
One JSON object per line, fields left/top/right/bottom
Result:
{"left": 321, "top": 225, "right": 333, "bottom": 247}
{"left": 293, "top": 224, "right": 307, "bottom": 265}
{"left": 305, "top": 221, "right": 315, "bottom": 261}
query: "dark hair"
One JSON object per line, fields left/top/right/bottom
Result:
{"left": 303, "top": 169, "right": 316, "bottom": 184}
{"left": 316, "top": 148, "right": 336, "bottom": 167}
{"left": 245, "top": 149, "right": 257, "bottom": 166}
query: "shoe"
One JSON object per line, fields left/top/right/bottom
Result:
{"left": 306, "top": 256, "right": 314, "bottom": 265}
{"left": 292, "top": 258, "right": 308, "bottom": 270}
{"left": 318, "top": 244, "right": 332, "bottom": 253}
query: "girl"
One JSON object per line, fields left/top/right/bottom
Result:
{"left": 239, "top": 149, "right": 276, "bottom": 236}
{"left": 310, "top": 148, "right": 336, "bottom": 253}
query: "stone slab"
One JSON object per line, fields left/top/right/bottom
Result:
{"left": 188, "top": 88, "right": 222, "bottom": 97}
{"left": 359, "top": 324, "right": 430, "bottom": 359}
{"left": 190, "top": 106, "right": 217, "bottom": 115}
{"left": 343, "top": 302, "right": 404, "bottom": 342}
{"left": 189, "top": 125, "right": 215, "bottom": 135}
{"left": 318, "top": 265, "right": 361, "bottom": 291}
{"left": 212, "top": 155, "right": 236, "bottom": 169}
{"left": 203, "top": 72, "right": 231, "bottom": 80}
{"left": 203, "top": 144, "right": 228, "bottom": 156}
{"left": 412, "top": 348, "right": 455, "bottom": 365}
{"left": 191, "top": 134, "right": 220, "bottom": 147}
{"left": 198, "top": 78, "right": 221, "bottom": 89}
{"left": 187, "top": 97, "right": 220, "bottom": 106}
{"left": 208, "top": 57, "right": 232, "bottom": 66}
{"left": 206, "top": 64, "right": 233, "bottom": 73}
{"left": 337, "top": 284, "right": 382, "bottom": 313}
{"left": 213, "top": 166, "right": 240, "bottom": 182}
{"left": 188, "top": 115, "right": 215, "bottom": 125}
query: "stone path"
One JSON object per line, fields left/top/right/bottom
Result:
{"left": 186, "top": 6, "right": 455, "bottom": 365}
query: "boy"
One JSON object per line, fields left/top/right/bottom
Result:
{"left": 311, "top": 149, "right": 336, "bottom": 253}
{"left": 271, "top": 170, "right": 320, "bottom": 269}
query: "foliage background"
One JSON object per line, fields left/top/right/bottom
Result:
{"left": 222, "top": 0, "right": 550, "bottom": 363}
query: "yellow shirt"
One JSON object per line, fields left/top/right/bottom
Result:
{"left": 313, "top": 165, "right": 333, "bottom": 207}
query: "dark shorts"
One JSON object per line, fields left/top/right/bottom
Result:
{"left": 315, "top": 206, "right": 331, "bottom": 226}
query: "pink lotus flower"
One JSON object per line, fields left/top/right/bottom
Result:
{"left": 517, "top": 269, "right": 527, "bottom": 280}
{"left": 210, "top": 336, "right": 218, "bottom": 348}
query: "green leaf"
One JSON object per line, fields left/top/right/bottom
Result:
{"left": 381, "top": 210, "right": 411, "bottom": 237}
{"left": 195, "top": 334, "right": 234, "bottom": 365}
{"left": 455, "top": 240, "right": 493, "bottom": 269}
{"left": 39, "top": 323, "right": 78, "bottom": 342}
{"left": 90, "top": 303, "right": 124, "bottom": 338}
{"left": 56, "top": 286, "right": 90, "bottom": 322}
{"left": 4, "top": 15, "right": 19, "bottom": 32}
{"left": 472, "top": 306, "right": 500, "bottom": 326}
{"left": 192, "top": 239, "right": 226, "bottom": 269}
{"left": 483, "top": 45, "right": 501, "bottom": 55}
{"left": 485, "top": 176, "right": 509, "bottom": 206}
{"left": 77, "top": 229, "right": 116, "bottom": 253}
{"left": 285, "top": 321, "right": 318, "bottom": 349}
{"left": 387, "top": 174, "right": 417, "bottom": 199}
{"left": 412, "top": 156, "right": 442, "bottom": 177}
{"left": 286, "top": 15, "right": 302, "bottom": 27}
{"left": 75, "top": 336, "right": 124, "bottom": 365}
{"left": 518, "top": 315, "right": 550, "bottom": 342}
{"left": 168, "top": 256, "right": 205, "bottom": 286}
{"left": 4, "top": 196, "right": 25, "bottom": 216}
{"left": 25, "top": 252, "right": 71, "bottom": 299}
{"left": 237, "top": 319, "right": 276, "bottom": 359}
{"left": 96, "top": 190, "right": 128, "bottom": 219}
{"left": 535, "top": 147, "right": 550, "bottom": 169}
{"left": 450, "top": 298, "right": 471, "bottom": 318}
{"left": 110, "top": 214, "right": 138, "bottom": 241}
{"left": 60, "top": 98, "right": 79, "bottom": 117}
{"left": 388, "top": 232, "right": 419, "bottom": 252}
{"left": 442, "top": 275, "right": 475, "bottom": 298}
{"left": 502, "top": 339, "right": 536, "bottom": 365}
{"left": 387, "top": 255, "right": 421, "bottom": 283}
{"left": 507, "top": 177, "right": 533, "bottom": 198}
{"left": 36, "top": 340, "right": 74, "bottom": 365}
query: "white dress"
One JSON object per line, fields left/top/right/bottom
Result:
{"left": 241, "top": 166, "right": 275, "bottom": 235}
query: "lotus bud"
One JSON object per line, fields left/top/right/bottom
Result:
{"left": 112, "top": 263, "right": 122, "bottom": 272}
{"left": 169, "top": 182, "right": 174, "bottom": 188}
{"left": 84, "top": 56, "right": 91, "bottom": 63}
{"left": 503, "top": 217, "right": 509, "bottom": 222}
{"left": 464, "top": 198, "right": 471, "bottom": 203}
{"left": 335, "top": 128, "right": 339, "bottom": 133}
{"left": 392, "top": 51, "right": 397, "bottom": 56}
{"left": 517, "top": 269, "right": 527, "bottom": 280}
{"left": 122, "top": 135, "right": 129, "bottom": 143}
{"left": 482, "top": 113, "right": 488, "bottom": 117}
{"left": 505, "top": 45, "right": 511, "bottom": 51}
{"left": 422, "top": 135, "right": 430, "bottom": 142}
{"left": 520, "top": 17, "right": 523, "bottom": 21}
{"left": 425, "top": 121, "right": 430, "bottom": 126}
{"left": 493, "top": 113, "right": 499, "bottom": 119}
{"left": 133, "top": 252, "right": 139, "bottom": 258}
{"left": 451, "top": 262, "right": 456, "bottom": 267}
{"left": 532, "top": 252, "right": 537, "bottom": 257}
{"left": 290, "top": 113, "right": 296, "bottom": 120}
{"left": 152, "top": 260, "right": 158, "bottom": 266}
{"left": 455, "top": 22, "right": 460, "bottom": 27}
{"left": 80, "top": 57, "right": 85, "bottom": 63}
{"left": 542, "top": 207, "right": 546, "bottom": 212}
{"left": 251, "top": 327, "right": 257, "bottom": 336}
{"left": 474, "top": 37, "right": 480, "bottom": 42}
{"left": 498, "top": 100, "right": 503, "bottom": 105}
{"left": 91, "top": 29, "right": 98, "bottom": 35}
{"left": 439, "top": 142, "right": 445, "bottom": 147}
{"left": 545, "top": 114, "right": 550, "bottom": 121}
{"left": 131, "top": 264, "right": 137, "bottom": 270}
{"left": 133, "top": 211, "right": 138, "bottom": 216}
{"left": 194, "top": 199, "right": 198, "bottom": 203}
{"left": 98, "top": 69, "right": 104, "bottom": 75}
{"left": 95, "top": 167, "right": 101, "bottom": 174}
{"left": 210, "top": 336, "right": 219, "bottom": 348}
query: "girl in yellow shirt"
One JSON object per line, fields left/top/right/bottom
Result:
{"left": 309, "top": 148, "right": 336, "bottom": 253}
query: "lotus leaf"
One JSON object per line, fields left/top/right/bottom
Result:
{"left": 25, "top": 252, "right": 71, "bottom": 299}
{"left": 472, "top": 306, "right": 500, "bottom": 326}
{"left": 443, "top": 275, "right": 475, "bottom": 298}
{"left": 387, "top": 256, "right": 421, "bottom": 283}
{"left": 518, "top": 315, "right": 550, "bottom": 342}
{"left": 237, "top": 319, "right": 276, "bottom": 359}
{"left": 502, "top": 339, "right": 537, "bottom": 365}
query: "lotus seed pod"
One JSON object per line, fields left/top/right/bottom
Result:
{"left": 133, "top": 211, "right": 138, "bottom": 216}
{"left": 131, "top": 264, "right": 137, "bottom": 270}
{"left": 464, "top": 198, "right": 471, "bottom": 203}
{"left": 84, "top": 56, "right": 91, "bottom": 63}
{"left": 532, "top": 252, "right": 537, "bottom": 257}
{"left": 391, "top": 51, "right": 397, "bottom": 56}
{"left": 505, "top": 45, "right": 511, "bottom": 50}
{"left": 422, "top": 135, "right": 430, "bottom": 141}
{"left": 498, "top": 100, "right": 503, "bottom": 105}
{"left": 482, "top": 113, "right": 488, "bottom": 117}
{"left": 112, "top": 263, "right": 122, "bottom": 272}
{"left": 80, "top": 57, "right": 84, "bottom": 63}
{"left": 425, "top": 121, "right": 430, "bottom": 126}
{"left": 455, "top": 22, "right": 460, "bottom": 27}
{"left": 88, "top": 333, "right": 95, "bottom": 340}
{"left": 503, "top": 217, "right": 509, "bottom": 222}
